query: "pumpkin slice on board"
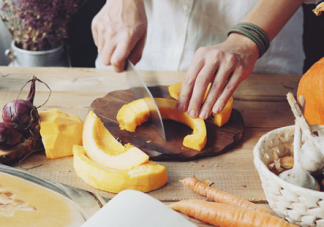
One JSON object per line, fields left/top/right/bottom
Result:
{"left": 168, "top": 82, "right": 233, "bottom": 127}
{"left": 117, "top": 99, "right": 150, "bottom": 132}
{"left": 117, "top": 98, "right": 207, "bottom": 151}
{"left": 90, "top": 86, "right": 244, "bottom": 161}
{"left": 168, "top": 82, "right": 211, "bottom": 102}
{"left": 212, "top": 96, "right": 233, "bottom": 127}
{"left": 83, "top": 111, "right": 149, "bottom": 170}
{"left": 73, "top": 145, "right": 167, "bottom": 193}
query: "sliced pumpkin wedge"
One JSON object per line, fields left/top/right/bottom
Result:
{"left": 117, "top": 98, "right": 207, "bottom": 151}
{"left": 73, "top": 145, "right": 167, "bottom": 193}
{"left": 168, "top": 82, "right": 211, "bottom": 102}
{"left": 83, "top": 111, "right": 149, "bottom": 170}
{"left": 213, "top": 96, "right": 233, "bottom": 127}
{"left": 168, "top": 82, "right": 233, "bottom": 127}
{"left": 117, "top": 99, "right": 150, "bottom": 132}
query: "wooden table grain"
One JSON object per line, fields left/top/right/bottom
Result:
{"left": 0, "top": 66, "right": 302, "bottom": 226}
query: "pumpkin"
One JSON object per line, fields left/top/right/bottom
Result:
{"left": 39, "top": 109, "right": 83, "bottom": 159}
{"left": 213, "top": 96, "right": 233, "bottom": 127}
{"left": 117, "top": 98, "right": 207, "bottom": 151}
{"left": 83, "top": 111, "right": 149, "bottom": 170}
{"left": 297, "top": 57, "right": 324, "bottom": 125}
{"left": 117, "top": 99, "right": 150, "bottom": 132}
{"left": 168, "top": 82, "right": 211, "bottom": 102}
{"left": 168, "top": 82, "right": 233, "bottom": 127}
{"left": 73, "top": 144, "right": 168, "bottom": 193}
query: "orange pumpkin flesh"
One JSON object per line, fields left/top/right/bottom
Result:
{"left": 168, "top": 82, "right": 233, "bottom": 127}
{"left": 117, "top": 98, "right": 207, "bottom": 151}
{"left": 297, "top": 57, "right": 324, "bottom": 125}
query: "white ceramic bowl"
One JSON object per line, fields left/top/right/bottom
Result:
{"left": 253, "top": 125, "right": 324, "bottom": 227}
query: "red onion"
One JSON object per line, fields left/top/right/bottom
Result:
{"left": 2, "top": 76, "right": 39, "bottom": 131}
{"left": 0, "top": 122, "right": 24, "bottom": 150}
{"left": 0, "top": 76, "right": 51, "bottom": 164}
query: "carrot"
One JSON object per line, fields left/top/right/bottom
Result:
{"left": 170, "top": 199, "right": 298, "bottom": 227}
{"left": 180, "top": 176, "right": 269, "bottom": 213}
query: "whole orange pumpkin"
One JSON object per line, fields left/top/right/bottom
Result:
{"left": 297, "top": 57, "right": 324, "bottom": 125}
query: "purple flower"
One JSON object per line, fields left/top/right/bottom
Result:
{"left": 1, "top": 0, "right": 80, "bottom": 50}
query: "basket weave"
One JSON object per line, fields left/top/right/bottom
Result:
{"left": 253, "top": 125, "right": 324, "bottom": 227}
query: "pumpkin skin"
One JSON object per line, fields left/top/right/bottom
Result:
{"left": 117, "top": 98, "right": 207, "bottom": 151}
{"left": 297, "top": 57, "right": 324, "bottom": 125}
{"left": 83, "top": 111, "right": 149, "bottom": 170}
{"left": 73, "top": 145, "right": 167, "bottom": 193}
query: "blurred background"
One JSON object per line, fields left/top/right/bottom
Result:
{"left": 0, "top": 1, "right": 323, "bottom": 73}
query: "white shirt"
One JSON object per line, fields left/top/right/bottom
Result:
{"left": 96, "top": 0, "right": 321, "bottom": 75}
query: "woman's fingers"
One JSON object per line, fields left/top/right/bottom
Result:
{"left": 91, "top": 21, "right": 99, "bottom": 47}
{"left": 111, "top": 30, "right": 146, "bottom": 72}
{"left": 91, "top": 0, "right": 147, "bottom": 72}
{"left": 178, "top": 33, "right": 259, "bottom": 119}
{"left": 187, "top": 60, "right": 219, "bottom": 119}
{"left": 99, "top": 30, "right": 115, "bottom": 66}
{"left": 176, "top": 57, "right": 204, "bottom": 113}
{"left": 212, "top": 69, "right": 242, "bottom": 114}
{"left": 178, "top": 47, "right": 239, "bottom": 119}
{"left": 129, "top": 33, "right": 146, "bottom": 65}
{"left": 111, "top": 36, "right": 136, "bottom": 72}
{"left": 200, "top": 54, "right": 238, "bottom": 118}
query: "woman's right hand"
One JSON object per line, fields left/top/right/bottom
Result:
{"left": 91, "top": 0, "right": 147, "bottom": 72}
{"left": 176, "top": 33, "right": 259, "bottom": 119}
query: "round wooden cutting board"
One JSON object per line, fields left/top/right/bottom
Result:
{"left": 90, "top": 86, "right": 244, "bottom": 161}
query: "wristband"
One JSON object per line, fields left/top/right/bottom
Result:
{"left": 227, "top": 22, "right": 270, "bottom": 58}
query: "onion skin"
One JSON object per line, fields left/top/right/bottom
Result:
{"left": 0, "top": 125, "right": 43, "bottom": 164}
{"left": 2, "top": 100, "right": 39, "bottom": 131}
{"left": 0, "top": 76, "right": 47, "bottom": 164}
{"left": 2, "top": 76, "right": 39, "bottom": 134}
{"left": 0, "top": 122, "right": 24, "bottom": 150}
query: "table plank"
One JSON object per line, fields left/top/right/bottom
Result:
{"left": 12, "top": 143, "right": 266, "bottom": 202}
{"left": 0, "top": 67, "right": 302, "bottom": 222}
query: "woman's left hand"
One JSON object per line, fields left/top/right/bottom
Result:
{"left": 176, "top": 33, "right": 259, "bottom": 119}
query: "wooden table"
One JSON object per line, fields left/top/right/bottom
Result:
{"left": 0, "top": 66, "right": 301, "bottom": 226}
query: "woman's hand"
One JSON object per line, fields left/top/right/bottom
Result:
{"left": 91, "top": 0, "right": 147, "bottom": 72}
{"left": 176, "top": 33, "right": 259, "bottom": 119}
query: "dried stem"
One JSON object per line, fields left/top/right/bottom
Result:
{"left": 286, "top": 92, "right": 313, "bottom": 138}
{"left": 17, "top": 76, "right": 52, "bottom": 108}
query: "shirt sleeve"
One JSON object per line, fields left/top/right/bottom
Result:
{"left": 303, "top": 0, "right": 322, "bottom": 4}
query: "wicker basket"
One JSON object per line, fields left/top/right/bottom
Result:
{"left": 253, "top": 125, "right": 324, "bottom": 227}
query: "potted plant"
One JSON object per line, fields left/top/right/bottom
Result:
{"left": 0, "top": 0, "right": 80, "bottom": 67}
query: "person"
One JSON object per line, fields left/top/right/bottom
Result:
{"left": 91, "top": 0, "right": 321, "bottom": 120}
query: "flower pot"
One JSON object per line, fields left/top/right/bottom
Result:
{"left": 5, "top": 41, "right": 69, "bottom": 67}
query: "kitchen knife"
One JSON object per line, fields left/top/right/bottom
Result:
{"left": 125, "top": 59, "right": 166, "bottom": 140}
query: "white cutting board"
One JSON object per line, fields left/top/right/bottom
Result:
{"left": 81, "top": 190, "right": 197, "bottom": 227}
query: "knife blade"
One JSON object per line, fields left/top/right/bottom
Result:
{"left": 125, "top": 59, "right": 166, "bottom": 140}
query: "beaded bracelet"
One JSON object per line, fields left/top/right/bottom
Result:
{"left": 227, "top": 22, "right": 270, "bottom": 58}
